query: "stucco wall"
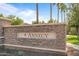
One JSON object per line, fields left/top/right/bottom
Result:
{"left": 3, "top": 24, "right": 66, "bottom": 50}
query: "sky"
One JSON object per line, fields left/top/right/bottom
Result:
{"left": 0, "top": 3, "right": 58, "bottom": 24}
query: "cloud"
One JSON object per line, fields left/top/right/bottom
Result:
{"left": 0, "top": 3, "right": 36, "bottom": 24}
{"left": 18, "top": 9, "right": 34, "bottom": 16}
{"left": 0, "top": 3, "right": 18, "bottom": 13}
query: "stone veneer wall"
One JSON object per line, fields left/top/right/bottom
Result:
{"left": 3, "top": 24, "right": 66, "bottom": 50}
{"left": 0, "top": 19, "right": 11, "bottom": 44}
{"left": 0, "top": 20, "right": 10, "bottom": 36}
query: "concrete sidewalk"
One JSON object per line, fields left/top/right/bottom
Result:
{"left": 66, "top": 43, "right": 79, "bottom": 56}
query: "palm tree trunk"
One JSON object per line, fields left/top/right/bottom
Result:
{"left": 61, "top": 9, "right": 62, "bottom": 23}
{"left": 50, "top": 3, "right": 52, "bottom": 20}
{"left": 61, "top": 9, "right": 64, "bottom": 23}
{"left": 64, "top": 11, "right": 65, "bottom": 23}
{"left": 36, "top": 3, "right": 39, "bottom": 24}
{"left": 57, "top": 3, "right": 59, "bottom": 23}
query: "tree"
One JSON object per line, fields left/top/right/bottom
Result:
{"left": 58, "top": 3, "right": 63, "bottom": 22}
{"left": 56, "top": 3, "right": 67, "bottom": 23}
{"left": 0, "top": 14, "right": 4, "bottom": 17}
{"left": 0, "top": 14, "right": 24, "bottom": 25}
{"left": 68, "top": 4, "right": 79, "bottom": 36}
{"left": 7, "top": 15, "right": 24, "bottom": 25}
{"left": 41, "top": 20, "right": 45, "bottom": 24}
{"left": 32, "top": 21, "right": 37, "bottom": 24}
{"left": 36, "top": 3, "right": 39, "bottom": 24}
{"left": 59, "top": 3, "right": 67, "bottom": 23}
{"left": 32, "top": 20, "right": 45, "bottom": 24}
{"left": 63, "top": 4, "right": 67, "bottom": 23}
{"left": 57, "top": 3, "right": 60, "bottom": 23}
{"left": 50, "top": 3, "right": 52, "bottom": 20}
{"left": 11, "top": 17, "right": 24, "bottom": 25}
{"left": 47, "top": 19, "right": 57, "bottom": 24}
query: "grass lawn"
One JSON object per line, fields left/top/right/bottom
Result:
{"left": 66, "top": 35, "right": 79, "bottom": 44}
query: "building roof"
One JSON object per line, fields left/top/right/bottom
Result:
{"left": 0, "top": 17, "right": 11, "bottom": 22}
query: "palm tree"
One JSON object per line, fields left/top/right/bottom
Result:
{"left": 57, "top": 3, "right": 63, "bottom": 23}
{"left": 57, "top": 3, "right": 60, "bottom": 23}
{"left": 59, "top": 3, "right": 67, "bottom": 23}
{"left": 63, "top": 4, "right": 67, "bottom": 23}
{"left": 50, "top": 3, "right": 57, "bottom": 23}
{"left": 50, "top": 3, "right": 52, "bottom": 20}
{"left": 36, "top": 3, "right": 39, "bottom": 24}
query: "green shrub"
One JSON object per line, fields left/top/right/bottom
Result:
{"left": 66, "top": 35, "right": 77, "bottom": 40}
{"left": 66, "top": 35, "right": 79, "bottom": 44}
